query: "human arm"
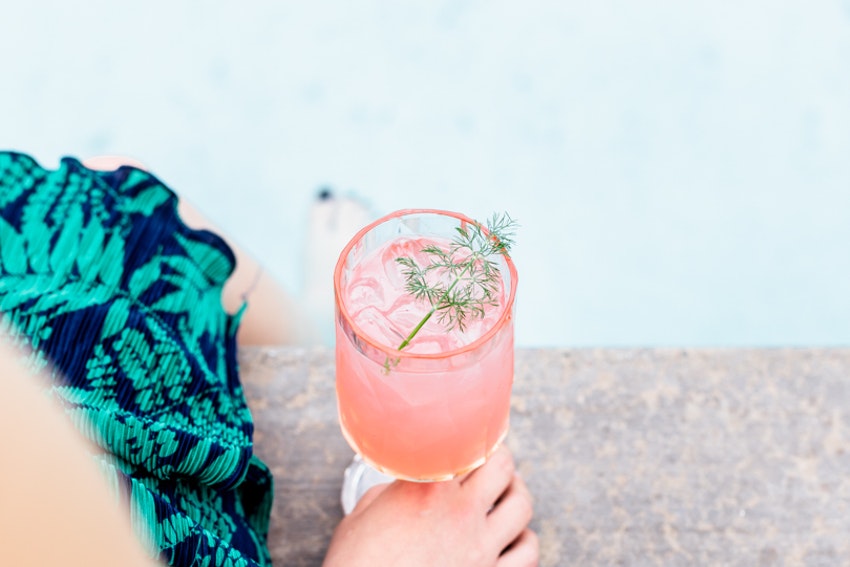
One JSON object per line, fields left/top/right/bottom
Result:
{"left": 83, "top": 155, "right": 320, "bottom": 346}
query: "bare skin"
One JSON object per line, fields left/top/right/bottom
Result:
{"left": 0, "top": 340, "right": 159, "bottom": 566}
{"left": 324, "top": 445, "right": 539, "bottom": 567}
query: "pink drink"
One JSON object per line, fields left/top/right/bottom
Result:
{"left": 334, "top": 210, "right": 517, "bottom": 481}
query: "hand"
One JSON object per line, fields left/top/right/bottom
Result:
{"left": 323, "top": 445, "right": 538, "bottom": 567}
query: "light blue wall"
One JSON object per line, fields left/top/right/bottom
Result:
{"left": 2, "top": 1, "right": 849, "bottom": 347}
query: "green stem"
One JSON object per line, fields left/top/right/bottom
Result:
{"left": 396, "top": 262, "right": 472, "bottom": 351}
{"left": 397, "top": 308, "right": 435, "bottom": 351}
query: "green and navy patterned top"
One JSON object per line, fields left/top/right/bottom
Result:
{"left": 0, "top": 152, "right": 273, "bottom": 566}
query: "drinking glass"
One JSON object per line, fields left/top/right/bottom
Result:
{"left": 333, "top": 209, "right": 518, "bottom": 513}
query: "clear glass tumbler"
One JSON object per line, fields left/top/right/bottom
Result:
{"left": 333, "top": 209, "right": 518, "bottom": 513}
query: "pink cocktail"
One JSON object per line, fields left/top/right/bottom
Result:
{"left": 334, "top": 209, "right": 518, "bottom": 482}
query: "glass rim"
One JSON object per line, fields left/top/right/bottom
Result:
{"left": 333, "top": 208, "right": 519, "bottom": 361}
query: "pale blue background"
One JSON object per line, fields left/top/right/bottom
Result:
{"left": 2, "top": 1, "right": 849, "bottom": 347}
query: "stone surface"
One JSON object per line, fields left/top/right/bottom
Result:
{"left": 238, "top": 347, "right": 850, "bottom": 566}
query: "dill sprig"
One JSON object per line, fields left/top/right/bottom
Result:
{"left": 394, "top": 212, "right": 518, "bottom": 351}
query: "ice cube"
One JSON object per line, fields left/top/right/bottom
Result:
{"left": 346, "top": 276, "right": 387, "bottom": 311}
{"left": 381, "top": 237, "right": 423, "bottom": 290}
{"left": 351, "top": 306, "right": 403, "bottom": 347}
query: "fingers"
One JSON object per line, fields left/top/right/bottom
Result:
{"left": 488, "top": 473, "right": 534, "bottom": 551}
{"left": 461, "top": 444, "right": 516, "bottom": 509}
{"left": 497, "top": 529, "right": 540, "bottom": 567}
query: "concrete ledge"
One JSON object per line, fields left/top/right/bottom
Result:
{"left": 239, "top": 347, "right": 850, "bottom": 566}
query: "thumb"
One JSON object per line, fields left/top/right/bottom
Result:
{"left": 351, "top": 481, "right": 393, "bottom": 514}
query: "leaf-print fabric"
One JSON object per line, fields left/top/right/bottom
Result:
{"left": 0, "top": 152, "right": 272, "bottom": 567}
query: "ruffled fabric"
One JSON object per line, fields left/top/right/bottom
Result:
{"left": 0, "top": 151, "right": 272, "bottom": 566}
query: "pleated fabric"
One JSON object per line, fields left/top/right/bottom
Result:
{"left": 0, "top": 152, "right": 273, "bottom": 566}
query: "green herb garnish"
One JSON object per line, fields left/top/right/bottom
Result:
{"left": 394, "top": 212, "right": 517, "bottom": 351}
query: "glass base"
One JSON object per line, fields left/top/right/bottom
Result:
{"left": 341, "top": 454, "right": 396, "bottom": 515}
